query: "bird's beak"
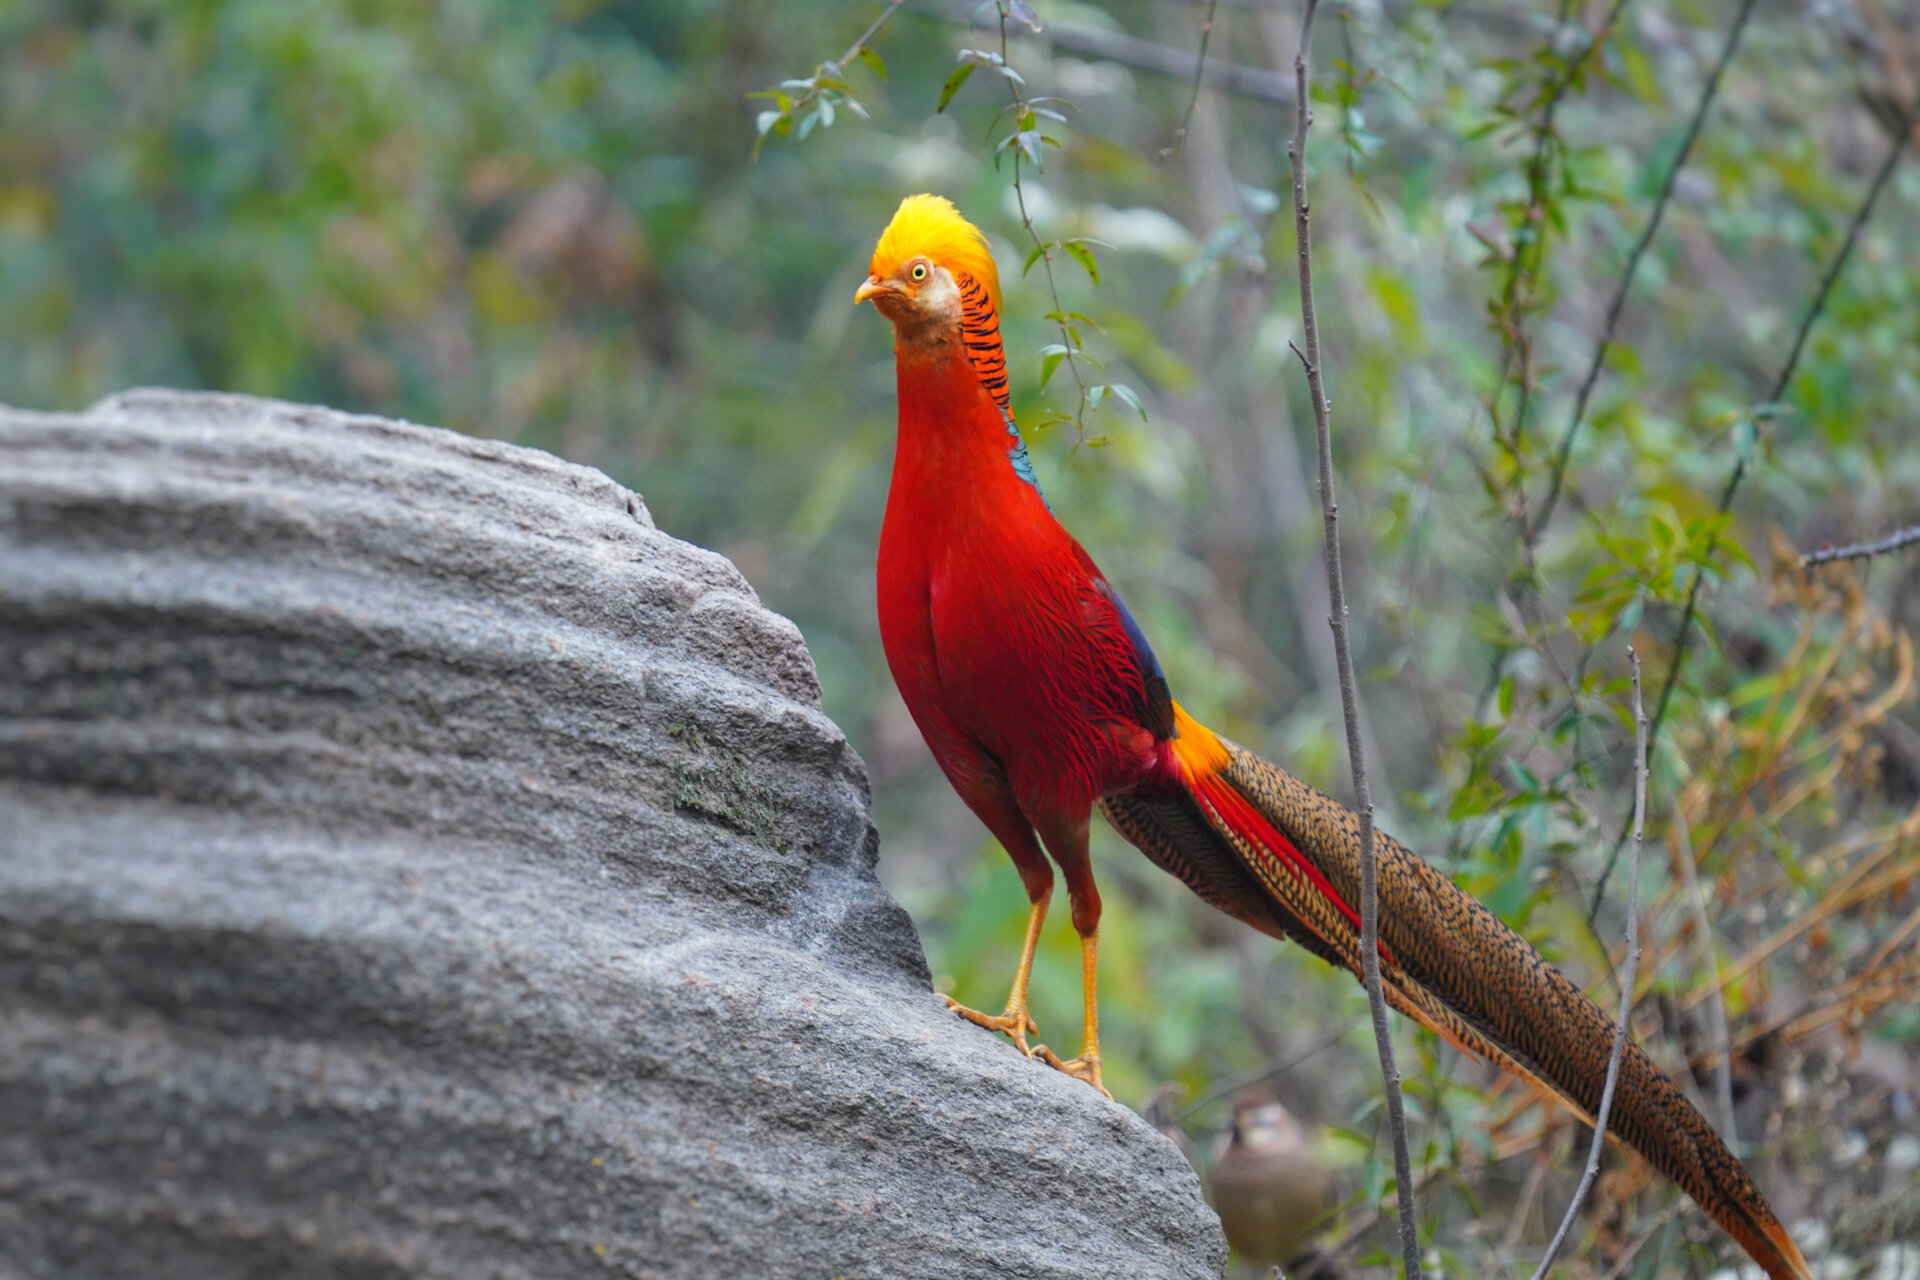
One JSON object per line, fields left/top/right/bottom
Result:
{"left": 854, "top": 275, "right": 892, "bottom": 306}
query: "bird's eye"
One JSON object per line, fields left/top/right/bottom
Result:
{"left": 910, "top": 262, "right": 929, "bottom": 282}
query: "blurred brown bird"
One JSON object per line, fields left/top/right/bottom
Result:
{"left": 1209, "top": 1092, "right": 1333, "bottom": 1274}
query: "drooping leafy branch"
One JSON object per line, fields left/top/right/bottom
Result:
{"left": 938, "top": 2, "right": 1145, "bottom": 449}
{"left": 749, "top": 0, "right": 903, "bottom": 157}
{"left": 1479, "top": 0, "right": 1632, "bottom": 530}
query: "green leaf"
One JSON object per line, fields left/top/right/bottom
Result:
{"left": 1015, "top": 128, "right": 1043, "bottom": 170}
{"left": 1497, "top": 675, "right": 1515, "bottom": 719}
{"left": 937, "top": 61, "right": 979, "bottom": 113}
{"left": 1447, "top": 778, "right": 1500, "bottom": 822}
{"left": 1022, "top": 241, "right": 1054, "bottom": 276}
{"left": 1061, "top": 240, "right": 1099, "bottom": 287}
{"left": 1718, "top": 533, "right": 1756, "bottom": 574}
{"left": 1037, "top": 343, "right": 1071, "bottom": 388}
{"left": 1106, "top": 382, "right": 1147, "bottom": 420}
{"left": 856, "top": 46, "right": 888, "bottom": 81}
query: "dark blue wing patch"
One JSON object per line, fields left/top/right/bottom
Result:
{"left": 1093, "top": 576, "right": 1176, "bottom": 739}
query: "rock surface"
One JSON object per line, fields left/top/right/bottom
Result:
{"left": 0, "top": 391, "right": 1226, "bottom": 1279}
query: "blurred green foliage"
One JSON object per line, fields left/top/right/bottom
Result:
{"left": 6, "top": 0, "right": 1920, "bottom": 1271}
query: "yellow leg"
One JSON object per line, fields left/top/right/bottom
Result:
{"left": 943, "top": 886, "right": 1048, "bottom": 1056}
{"left": 1036, "top": 928, "right": 1109, "bottom": 1099}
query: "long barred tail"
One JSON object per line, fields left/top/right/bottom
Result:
{"left": 1102, "top": 721, "right": 1811, "bottom": 1280}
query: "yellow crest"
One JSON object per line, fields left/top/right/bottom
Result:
{"left": 869, "top": 194, "right": 1002, "bottom": 317}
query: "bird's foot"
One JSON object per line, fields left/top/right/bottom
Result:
{"left": 942, "top": 995, "right": 1042, "bottom": 1057}
{"left": 1034, "top": 1044, "right": 1110, "bottom": 1099}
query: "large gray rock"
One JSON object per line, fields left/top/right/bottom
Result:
{"left": 0, "top": 391, "right": 1226, "bottom": 1279}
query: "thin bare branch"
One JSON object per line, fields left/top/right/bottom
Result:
{"left": 921, "top": 0, "right": 1293, "bottom": 105}
{"left": 1531, "top": 0, "right": 1760, "bottom": 541}
{"left": 842, "top": 0, "right": 908, "bottom": 68}
{"left": 1285, "top": 6, "right": 1419, "bottom": 1277}
{"left": 1164, "top": 0, "right": 1223, "bottom": 158}
{"left": 1801, "top": 522, "right": 1920, "bottom": 568}
{"left": 1598, "top": 1205, "right": 1682, "bottom": 1280}
{"left": 1171, "top": 1019, "right": 1361, "bottom": 1124}
{"left": 1673, "top": 804, "right": 1737, "bottom": 1140}
{"left": 1532, "top": 647, "right": 1646, "bottom": 1280}
{"left": 1495, "top": 0, "right": 1630, "bottom": 326}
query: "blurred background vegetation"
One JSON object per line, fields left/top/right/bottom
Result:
{"left": 5, "top": 0, "right": 1920, "bottom": 1273}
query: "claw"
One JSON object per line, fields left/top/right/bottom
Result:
{"left": 1035, "top": 1044, "right": 1110, "bottom": 1099}
{"left": 943, "top": 995, "right": 1042, "bottom": 1057}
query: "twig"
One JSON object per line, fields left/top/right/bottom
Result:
{"left": 920, "top": 0, "right": 1294, "bottom": 105}
{"left": 1171, "top": 1018, "right": 1361, "bottom": 1124}
{"left": 1331, "top": 1163, "right": 1451, "bottom": 1261}
{"left": 1284, "top": 6, "right": 1420, "bottom": 1278}
{"left": 841, "top": 0, "right": 908, "bottom": 67}
{"left": 1165, "top": 0, "right": 1222, "bottom": 158}
{"left": 1598, "top": 1205, "right": 1681, "bottom": 1280}
{"left": 1672, "top": 803, "right": 1736, "bottom": 1141}
{"left": 1489, "top": 0, "right": 1632, "bottom": 465}
{"left": 1801, "top": 523, "right": 1920, "bottom": 568}
{"left": 1499, "top": 1138, "right": 1560, "bottom": 1260}
{"left": 1588, "top": 93, "right": 1920, "bottom": 926}
{"left": 1531, "top": 647, "right": 1646, "bottom": 1280}
{"left": 1530, "top": 0, "right": 1759, "bottom": 541}
{"left": 1494, "top": 0, "right": 1627, "bottom": 324}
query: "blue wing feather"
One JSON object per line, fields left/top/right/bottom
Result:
{"left": 1090, "top": 574, "right": 1175, "bottom": 740}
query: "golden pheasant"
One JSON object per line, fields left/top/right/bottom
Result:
{"left": 855, "top": 192, "right": 1810, "bottom": 1280}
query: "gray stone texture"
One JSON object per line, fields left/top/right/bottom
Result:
{"left": 0, "top": 391, "right": 1225, "bottom": 1279}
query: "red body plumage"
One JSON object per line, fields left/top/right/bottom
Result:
{"left": 878, "top": 343, "right": 1158, "bottom": 831}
